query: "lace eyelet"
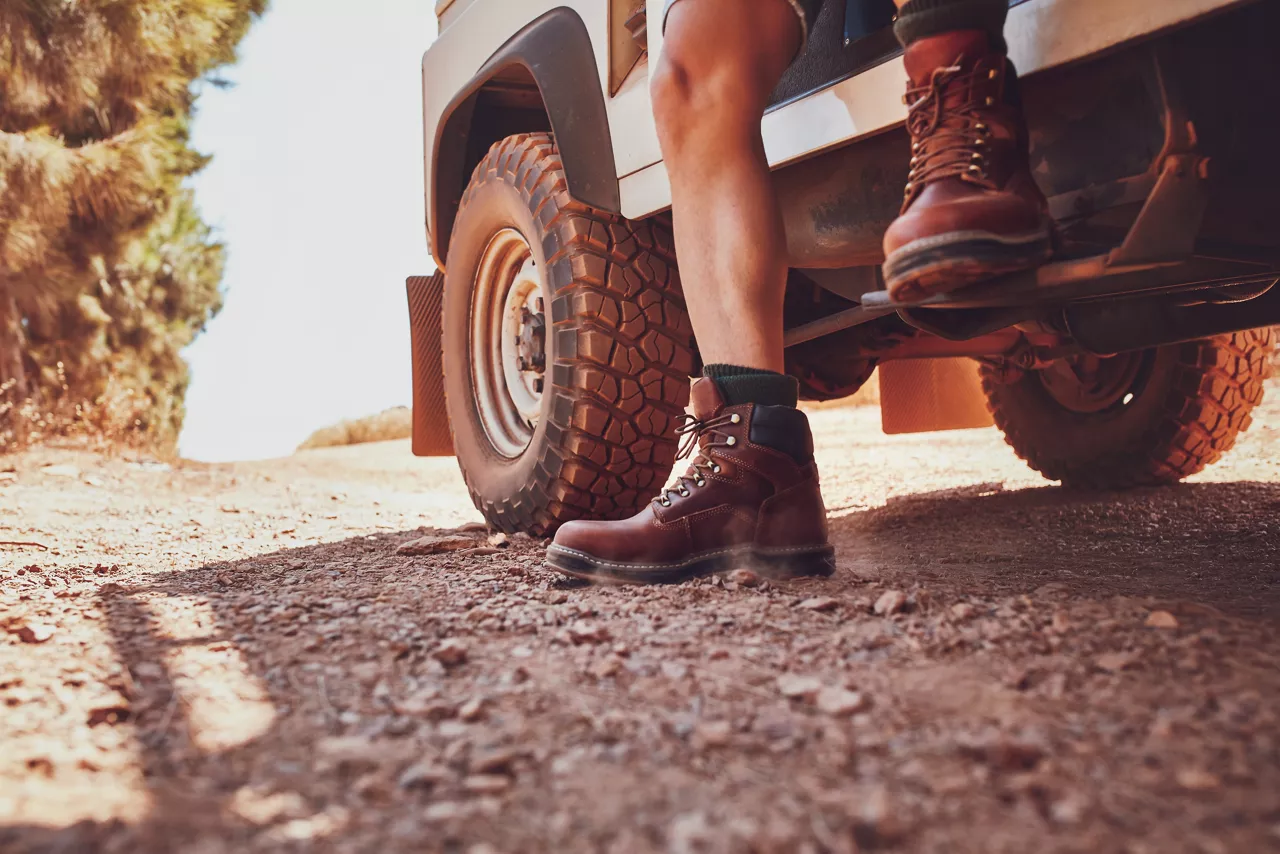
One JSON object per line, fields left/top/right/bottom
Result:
{"left": 679, "top": 489, "right": 690, "bottom": 498}
{"left": 660, "top": 497, "right": 671, "bottom": 507}
{"left": 712, "top": 464, "right": 722, "bottom": 474}
{"left": 730, "top": 413, "right": 742, "bottom": 424}
{"left": 984, "top": 96, "right": 995, "bottom": 107}
{"left": 988, "top": 68, "right": 998, "bottom": 80}
{"left": 725, "top": 436, "right": 737, "bottom": 447}
{"left": 695, "top": 478, "right": 705, "bottom": 487}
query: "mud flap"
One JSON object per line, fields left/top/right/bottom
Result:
{"left": 877, "top": 358, "right": 994, "bottom": 435}
{"left": 407, "top": 273, "right": 453, "bottom": 456}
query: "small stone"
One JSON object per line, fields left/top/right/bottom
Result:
{"left": 874, "top": 590, "right": 908, "bottom": 616}
{"left": 593, "top": 656, "right": 622, "bottom": 678}
{"left": 397, "top": 535, "right": 475, "bottom": 556}
{"left": 463, "top": 774, "right": 512, "bottom": 795}
{"left": 8, "top": 621, "right": 56, "bottom": 644}
{"left": 776, "top": 674, "right": 823, "bottom": 701}
{"left": 424, "top": 801, "right": 465, "bottom": 822}
{"left": 511, "top": 645, "right": 533, "bottom": 659}
{"left": 693, "top": 720, "right": 733, "bottom": 749}
{"left": 433, "top": 639, "right": 469, "bottom": 667}
{"left": 725, "top": 569, "right": 761, "bottom": 588}
{"left": 1145, "top": 610, "right": 1179, "bottom": 629}
{"left": 457, "top": 522, "right": 489, "bottom": 533}
{"left": 461, "top": 547, "right": 502, "bottom": 557}
{"left": 1176, "top": 768, "right": 1221, "bottom": 790}
{"left": 40, "top": 464, "right": 80, "bottom": 478}
{"left": 487, "top": 533, "right": 509, "bottom": 548}
{"left": 816, "top": 687, "right": 869, "bottom": 717}
{"left": 568, "top": 621, "right": 610, "bottom": 645}
{"left": 1095, "top": 651, "right": 1138, "bottom": 673}
{"left": 950, "top": 603, "right": 976, "bottom": 621}
{"left": 797, "top": 596, "right": 838, "bottom": 612}
{"left": 82, "top": 476, "right": 105, "bottom": 488}
{"left": 458, "top": 697, "right": 486, "bottom": 722}
{"left": 470, "top": 747, "right": 521, "bottom": 774}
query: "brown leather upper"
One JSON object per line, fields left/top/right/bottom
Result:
{"left": 550, "top": 378, "right": 829, "bottom": 565}
{"left": 883, "top": 30, "right": 1048, "bottom": 256}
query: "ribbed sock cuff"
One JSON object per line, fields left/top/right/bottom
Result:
{"left": 894, "top": 0, "right": 1008, "bottom": 51}
{"left": 703, "top": 364, "right": 799, "bottom": 408}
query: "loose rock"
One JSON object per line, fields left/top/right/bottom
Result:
{"left": 725, "top": 569, "right": 761, "bottom": 588}
{"left": 8, "top": 621, "right": 56, "bottom": 644}
{"left": 568, "top": 621, "right": 610, "bottom": 645}
{"left": 816, "top": 686, "right": 869, "bottom": 717}
{"left": 463, "top": 774, "right": 513, "bottom": 795}
{"left": 1145, "top": 610, "right": 1179, "bottom": 629}
{"left": 397, "top": 535, "right": 475, "bottom": 556}
{"left": 776, "top": 674, "right": 823, "bottom": 701}
{"left": 433, "top": 639, "right": 470, "bottom": 668}
{"left": 797, "top": 596, "right": 838, "bottom": 612}
{"left": 874, "top": 590, "right": 908, "bottom": 616}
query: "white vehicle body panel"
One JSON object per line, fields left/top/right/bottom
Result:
{"left": 423, "top": 0, "right": 1249, "bottom": 247}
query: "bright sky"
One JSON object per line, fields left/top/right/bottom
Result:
{"left": 180, "top": 0, "right": 439, "bottom": 462}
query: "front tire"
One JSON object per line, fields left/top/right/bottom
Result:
{"left": 981, "top": 329, "right": 1274, "bottom": 489}
{"left": 442, "top": 133, "right": 694, "bottom": 535}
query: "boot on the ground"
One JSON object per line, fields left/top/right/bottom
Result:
{"left": 545, "top": 378, "right": 835, "bottom": 584}
{"left": 882, "top": 30, "right": 1052, "bottom": 303}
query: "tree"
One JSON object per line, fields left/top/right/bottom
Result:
{"left": 0, "top": 0, "right": 267, "bottom": 449}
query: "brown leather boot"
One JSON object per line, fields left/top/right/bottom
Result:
{"left": 545, "top": 378, "right": 835, "bottom": 584}
{"left": 882, "top": 30, "right": 1053, "bottom": 303}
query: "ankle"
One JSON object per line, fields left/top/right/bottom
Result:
{"left": 702, "top": 364, "right": 798, "bottom": 408}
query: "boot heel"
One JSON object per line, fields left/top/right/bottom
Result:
{"left": 750, "top": 546, "right": 836, "bottom": 580}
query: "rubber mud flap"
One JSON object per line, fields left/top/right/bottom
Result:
{"left": 407, "top": 273, "right": 453, "bottom": 456}
{"left": 879, "top": 358, "right": 994, "bottom": 435}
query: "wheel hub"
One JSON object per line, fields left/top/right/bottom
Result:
{"left": 470, "top": 229, "right": 548, "bottom": 458}
{"left": 1038, "top": 352, "right": 1146, "bottom": 414}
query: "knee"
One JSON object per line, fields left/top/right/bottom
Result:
{"left": 650, "top": 46, "right": 766, "bottom": 157}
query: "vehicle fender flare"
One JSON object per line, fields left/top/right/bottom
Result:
{"left": 431, "top": 7, "right": 620, "bottom": 262}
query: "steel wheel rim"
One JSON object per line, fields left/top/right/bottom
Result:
{"left": 470, "top": 228, "right": 547, "bottom": 459}
{"left": 1038, "top": 351, "right": 1148, "bottom": 414}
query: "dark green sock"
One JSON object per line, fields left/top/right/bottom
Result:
{"left": 894, "top": 0, "right": 1009, "bottom": 52}
{"left": 703, "top": 364, "right": 799, "bottom": 408}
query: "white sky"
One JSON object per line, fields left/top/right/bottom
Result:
{"left": 180, "top": 0, "right": 439, "bottom": 462}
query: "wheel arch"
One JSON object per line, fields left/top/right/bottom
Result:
{"left": 429, "top": 7, "right": 620, "bottom": 265}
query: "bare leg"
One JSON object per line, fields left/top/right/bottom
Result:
{"left": 650, "top": 0, "right": 802, "bottom": 374}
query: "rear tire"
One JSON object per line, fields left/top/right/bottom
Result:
{"left": 442, "top": 133, "right": 694, "bottom": 535}
{"left": 981, "top": 329, "right": 1274, "bottom": 488}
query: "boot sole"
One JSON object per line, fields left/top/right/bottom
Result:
{"left": 544, "top": 543, "right": 836, "bottom": 586}
{"left": 883, "top": 224, "right": 1054, "bottom": 303}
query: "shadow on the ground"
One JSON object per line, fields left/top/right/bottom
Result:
{"left": 829, "top": 480, "right": 1280, "bottom": 617}
{"left": 3, "top": 480, "right": 1279, "bottom": 852}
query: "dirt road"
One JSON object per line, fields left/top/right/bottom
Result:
{"left": 3, "top": 386, "right": 1280, "bottom": 853}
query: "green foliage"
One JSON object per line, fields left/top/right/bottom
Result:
{"left": 0, "top": 0, "right": 267, "bottom": 451}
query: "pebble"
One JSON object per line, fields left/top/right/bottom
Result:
{"left": 797, "top": 597, "right": 838, "bottom": 612}
{"left": 816, "top": 686, "right": 869, "bottom": 717}
{"left": 397, "top": 535, "right": 476, "bottom": 556}
{"left": 461, "top": 547, "right": 502, "bottom": 557}
{"left": 471, "top": 747, "right": 522, "bottom": 774}
{"left": 424, "top": 801, "right": 465, "bottom": 822}
{"left": 433, "top": 639, "right": 470, "bottom": 667}
{"left": 1145, "top": 610, "right": 1179, "bottom": 629}
{"left": 8, "top": 621, "right": 56, "bottom": 644}
{"left": 950, "top": 603, "right": 976, "bottom": 621}
{"left": 40, "top": 464, "right": 80, "bottom": 478}
{"left": 1095, "top": 651, "right": 1138, "bottom": 673}
{"left": 458, "top": 697, "right": 486, "bottom": 722}
{"left": 874, "top": 590, "right": 908, "bottom": 616}
{"left": 568, "top": 621, "right": 610, "bottom": 645}
{"left": 487, "top": 533, "right": 509, "bottom": 548}
{"left": 693, "top": 721, "right": 733, "bottom": 749}
{"left": 1176, "top": 768, "right": 1221, "bottom": 790}
{"left": 463, "top": 774, "right": 513, "bottom": 795}
{"left": 725, "top": 569, "right": 761, "bottom": 587}
{"left": 776, "top": 674, "right": 823, "bottom": 701}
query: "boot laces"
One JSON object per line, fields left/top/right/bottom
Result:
{"left": 902, "top": 61, "right": 999, "bottom": 211}
{"left": 654, "top": 412, "right": 740, "bottom": 507}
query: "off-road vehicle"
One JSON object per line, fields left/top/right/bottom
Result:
{"left": 408, "top": 0, "right": 1279, "bottom": 534}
